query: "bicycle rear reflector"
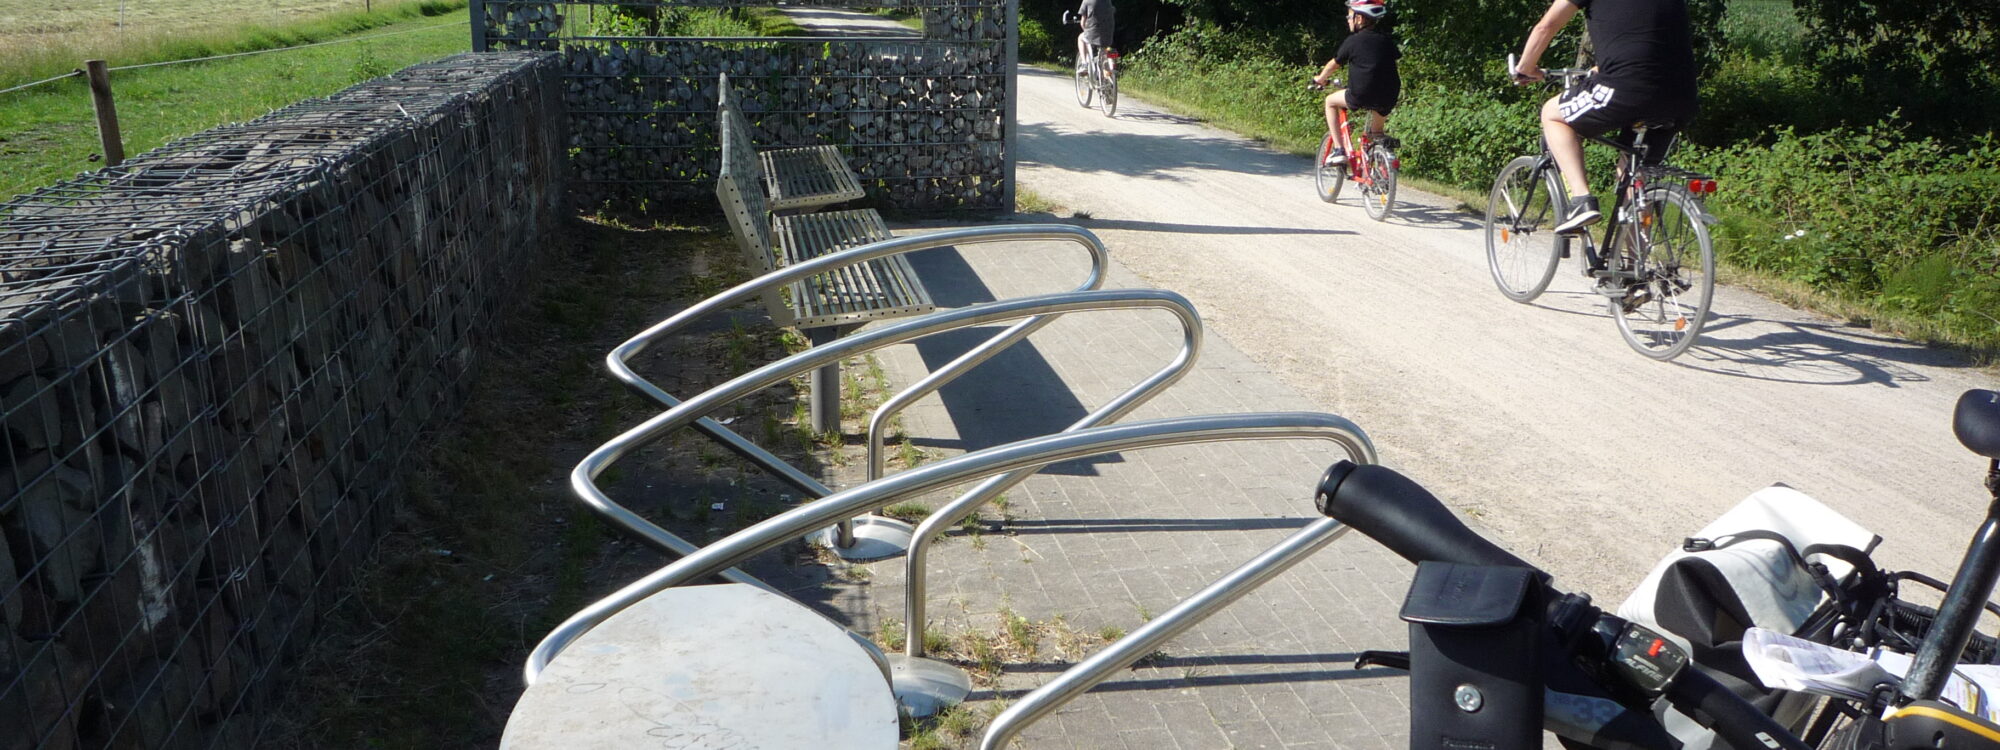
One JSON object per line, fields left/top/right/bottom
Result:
{"left": 1106, "top": 51, "right": 1121, "bottom": 59}
{"left": 1687, "top": 179, "right": 1719, "bottom": 194}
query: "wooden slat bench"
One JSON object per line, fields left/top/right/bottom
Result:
{"left": 719, "top": 72, "right": 867, "bottom": 212}
{"left": 717, "top": 101, "right": 935, "bottom": 432}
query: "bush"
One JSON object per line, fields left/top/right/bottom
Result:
{"left": 1021, "top": 16, "right": 1058, "bottom": 63}
{"left": 1679, "top": 122, "right": 2000, "bottom": 344}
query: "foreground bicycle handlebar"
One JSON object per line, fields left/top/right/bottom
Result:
{"left": 1314, "top": 460, "right": 1815, "bottom": 750}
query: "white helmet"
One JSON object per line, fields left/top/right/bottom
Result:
{"left": 1347, "top": 0, "right": 1388, "bottom": 18}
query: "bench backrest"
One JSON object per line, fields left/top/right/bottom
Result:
{"left": 716, "top": 88, "right": 775, "bottom": 272}
{"left": 715, "top": 75, "right": 792, "bottom": 323}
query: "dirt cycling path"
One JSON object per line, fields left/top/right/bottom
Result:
{"left": 1015, "top": 66, "right": 1996, "bottom": 598}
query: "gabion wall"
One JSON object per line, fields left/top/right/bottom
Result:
{"left": 0, "top": 52, "right": 564, "bottom": 749}
{"left": 477, "top": 0, "right": 1015, "bottom": 212}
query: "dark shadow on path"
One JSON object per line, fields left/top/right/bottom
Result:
{"left": 1070, "top": 216, "right": 1356, "bottom": 238}
{"left": 1018, "top": 120, "right": 1305, "bottom": 181}
{"left": 999, "top": 516, "right": 1312, "bottom": 535}
{"left": 895, "top": 245, "right": 1122, "bottom": 476}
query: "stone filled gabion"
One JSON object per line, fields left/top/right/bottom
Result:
{"left": 0, "top": 52, "right": 564, "bottom": 749}
{"left": 483, "top": 0, "right": 1012, "bottom": 212}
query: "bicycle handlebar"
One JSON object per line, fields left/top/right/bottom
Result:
{"left": 1314, "top": 461, "right": 1815, "bottom": 750}
{"left": 1505, "top": 53, "right": 1590, "bottom": 85}
{"left": 1315, "top": 461, "right": 1533, "bottom": 570}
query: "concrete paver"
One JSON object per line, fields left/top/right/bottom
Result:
{"left": 837, "top": 239, "right": 1412, "bottom": 748}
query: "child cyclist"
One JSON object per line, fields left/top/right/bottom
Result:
{"left": 1311, "top": 0, "right": 1400, "bottom": 162}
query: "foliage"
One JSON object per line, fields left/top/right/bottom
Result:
{"left": 1020, "top": 15, "right": 1058, "bottom": 63}
{"left": 1789, "top": 0, "right": 2000, "bottom": 133}
{"left": 1680, "top": 122, "right": 2000, "bottom": 344}
{"left": 1388, "top": 86, "right": 1541, "bottom": 189}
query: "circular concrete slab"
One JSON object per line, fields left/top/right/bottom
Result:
{"left": 503, "top": 583, "right": 898, "bottom": 749}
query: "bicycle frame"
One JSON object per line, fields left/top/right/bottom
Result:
{"left": 1327, "top": 108, "right": 1379, "bottom": 185}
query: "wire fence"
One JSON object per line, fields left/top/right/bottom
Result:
{"left": 0, "top": 18, "right": 470, "bottom": 98}
{"left": 0, "top": 50, "right": 564, "bottom": 749}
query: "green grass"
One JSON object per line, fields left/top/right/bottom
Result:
{"left": 0, "top": 6, "right": 470, "bottom": 199}
{"left": 0, "top": 0, "right": 463, "bottom": 90}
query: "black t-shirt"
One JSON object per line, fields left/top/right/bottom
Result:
{"left": 1335, "top": 27, "right": 1401, "bottom": 107}
{"left": 1569, "top": 0, "right": 1698, "bottom": 100}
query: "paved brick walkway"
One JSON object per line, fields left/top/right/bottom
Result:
{"left": 831, "top": 227, "right": 1419, "bottom": 749}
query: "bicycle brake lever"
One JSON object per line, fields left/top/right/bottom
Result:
{"left": 1354, "top": 650, "right": 1411, "bottom": 671}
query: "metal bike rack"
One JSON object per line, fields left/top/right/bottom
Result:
{"left": 603, "top": 224, "right": 1111, "bottom": 560}
{"left": 526, "top": 413, "right": 1376, "bottom": 705}
{"left": 978, "top": 513, "right": 1357, "bottom": 749}
{"left": 559, "top": 289, "right": 1200, "bottom": 619}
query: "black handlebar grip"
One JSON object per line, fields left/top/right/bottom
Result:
{"left": 1315, "top": 461, "right": 1539, "bottom": 571}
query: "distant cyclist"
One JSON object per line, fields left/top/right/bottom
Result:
{"left": 1513, "top": 0, "right": 1699, "bottom": 234}
{"left": 1075, "top": 0, "right": 1115, "bottom": 63}
{"left": 1311, "top": 0, "right": 1400, "bottom": 162}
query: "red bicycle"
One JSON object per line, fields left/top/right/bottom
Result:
{"left": 1310, "top": 79, "right": 1399, "bottom": 221}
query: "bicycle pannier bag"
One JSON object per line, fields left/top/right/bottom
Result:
{"left": 1616, "top": 485, "right": 1881, "bottom": 750}
{"left": 1401, "top": 561, "right": 1545, "bottom": 750}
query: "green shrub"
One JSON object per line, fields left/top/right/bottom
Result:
{"left": 1679, "top": 122, "right": 2000, "bottom": 344}
{"left": 1020, "top": 16, "right": 1057, "bottom": 63}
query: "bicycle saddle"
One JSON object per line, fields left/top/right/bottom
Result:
{"left": 1955, "top": 389, "right": 2000, "bottom": 460}
{"left": 1631, "top": 118, "right": 1678, "bottom": 131}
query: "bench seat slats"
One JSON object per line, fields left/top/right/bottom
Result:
{"left": 762, "top": 146, "right": 867, "bottom": 211}
{"left": 774, "top": 209, "right": 934, "bottom": 329}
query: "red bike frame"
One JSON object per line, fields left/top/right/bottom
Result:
{"left": 1320, "top": 107, "right": 1394, "bottom": 186}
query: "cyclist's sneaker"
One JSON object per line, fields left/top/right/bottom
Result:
{"left": 1323, "top": 148, "right": 1346, "bottom": 166}
{"left": 1555, "top": 195, "right": 1602, "bottom": 235}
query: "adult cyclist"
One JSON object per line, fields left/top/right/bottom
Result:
{"left": 1311, "top": 0, "right": 1400, "bottom": 162}
{"left": 1075, "top": 0, "right": 1115, "bottom": 66}
{"left": 1513, "top": 0, "right": 1699, "bottom": 234}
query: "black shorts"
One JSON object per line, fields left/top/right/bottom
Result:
{"left": 1344, "top": 91, "right": 1396, "bottom": 117}
{"left": 1556, "top": 73, "right": 1695, "bottom": 163}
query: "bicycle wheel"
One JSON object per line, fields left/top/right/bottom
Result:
{"left": 1314, "top": 133, "right": 1345, "bottom": 203}
{"left": 1098, "top": 67, "right": 1118, "bottom": 117}
{"left": 1073, "top": 61, "right": 1093, "bottom": 107}
{"left": 1361, "top": 144, "right": 1397, "bottom": 221}
{"left": 1612, "top": 186, "right": 1716, "bottom": 360}
{"left": 1484, "top": 155, "right": 1564, "bottom": 303}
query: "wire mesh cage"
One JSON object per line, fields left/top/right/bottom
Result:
{"left": 0, "top": 51, "right": 565, "bottom": 749}
{"left": 477, "top": 0, "right": 1015, "bottom": 212}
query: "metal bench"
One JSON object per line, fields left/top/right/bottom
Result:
{"left": 717, "top": 104, "right": 935, "bottom": 433}
{"left": 719, "top": 72, "right": 867, "bottom": 212}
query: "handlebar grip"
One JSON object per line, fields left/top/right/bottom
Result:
{"left": 1315, "top": 461, "right": 1538, "bottom": 571}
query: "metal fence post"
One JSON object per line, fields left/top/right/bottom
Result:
{"left": 1003, "top": 0, "right": 1019, "bottom": 212}
{"left": 83, "top": 60, "right": 124, "bottom": 167}
{"left": 470, "top": 0, "right": 489, "bottom": 51}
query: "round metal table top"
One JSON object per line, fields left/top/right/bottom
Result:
{"left": 502, "top": 583, "right": 898, "bottom": 749}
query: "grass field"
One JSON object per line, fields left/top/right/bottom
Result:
{"left": 0, "top": 6, "right": 471, "bottom": 198}
{"left": 0, "top": 0, "right": 460, "bottom": 90}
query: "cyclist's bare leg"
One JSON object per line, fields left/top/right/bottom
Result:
{"left": 1325, "top": 91, "right": 1356, "bottom": 153}
{"left": 1540, "top": 95, "right": 1590, "bottom": 197}
{"left": 1366, "top": 110, "right": 1387, "bottom": 138}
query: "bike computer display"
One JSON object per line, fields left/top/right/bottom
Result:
{"left": 1611, "top": 623, "right": 1689, "bottom": 698}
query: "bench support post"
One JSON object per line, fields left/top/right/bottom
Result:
{"left": 805, "top": 324, "right": 857, "bottom": 435}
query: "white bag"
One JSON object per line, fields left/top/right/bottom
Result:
{"left": 1614, "top": 485, "right": 1881, "bottom": 750}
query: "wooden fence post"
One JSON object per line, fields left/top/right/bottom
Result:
{"left": 471, "top": 0, "right": 489, "bottom": 52}
{"left": 83, "top": 60, "right": 125, "bottom": 167}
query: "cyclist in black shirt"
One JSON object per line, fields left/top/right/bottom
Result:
{"left": 1312, "top": 0, "right": 1400, "bottom": 162}
{"left": 1514, "top": 0, "right": 1699, "bottom": 234}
